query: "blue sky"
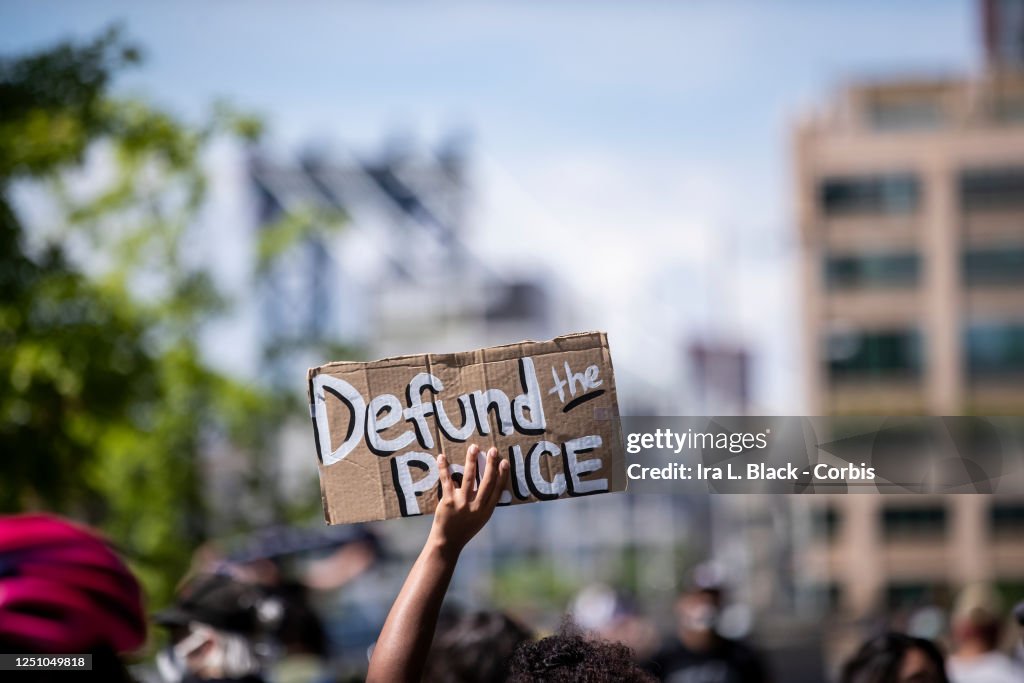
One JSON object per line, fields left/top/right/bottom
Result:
{"left": 0, "top": 1, "right": 975, "bottom": 153}
{"left": 1, "top": 1, "right": 978, "bottom": 410}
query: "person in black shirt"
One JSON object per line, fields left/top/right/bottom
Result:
{"left": 648, "top": 573, "right": 769, "bottom": 683}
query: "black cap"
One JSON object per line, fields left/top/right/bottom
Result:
{"left": 154, "top": 574, "right": 265, "bottom": 635}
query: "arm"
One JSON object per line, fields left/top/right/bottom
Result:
{"left": 367, "top": 444, "right": 509, "bottom": 683}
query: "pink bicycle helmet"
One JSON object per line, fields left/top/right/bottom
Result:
{"left": 0, "top": 514, "right": 147, "bottom": 653}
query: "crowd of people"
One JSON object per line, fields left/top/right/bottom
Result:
{"left": 1, "top": 445, "right": 1022, "bottom": 682}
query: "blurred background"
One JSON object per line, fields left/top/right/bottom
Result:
{"left": 1, "top": 1, "right": 1023, "bottom": 681}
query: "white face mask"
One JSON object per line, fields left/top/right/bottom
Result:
{"left": 682, "top": 603, "right": 719, "bottom": 632}
{"left": 155, "top": 646, "right": 186, "bottom": 683}
{"left": 162, "top": 622, "right": 262, "bottom": 680}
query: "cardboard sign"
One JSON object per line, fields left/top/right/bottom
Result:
{"left": 306, "top": 332, "right": 625, "bottom": 524}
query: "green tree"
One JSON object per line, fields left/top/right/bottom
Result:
{"left": 0, "top": 28, "right": 326, "bottom": 607}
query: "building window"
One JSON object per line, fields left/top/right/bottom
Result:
{"left": 965, "top": 323, "right": 1024, "bottom": 375}
{"left": 811, "top": 505, "right": 841, "bottom": 540}
{"left": 991, "top": 503, "right": 1024, "bottom": 537}
{"left": 825, "top": 253, "right": 920, "bottom": 289}
{"left": 960, "top": 166, "right": 1024, "bottom": 210}
{"left": 963, "top": 247, "right": 1024, "bottom": 285}
{"left": 881, "top": 505, "right": 947, "bottom": 539}
{"left": 827, "top": 330, "right": 923, "bottom": 380}
{"left": 992, "top": 97, "right": 1024, "bottom": 123}
{"left": 807, "top": 582, "right": 842, "bottom": 611}
{"left": 885, "top": 582, "right": 947, "bottom": 610}
{"left": 868, "top": 99, "right": 945, "bottom": 131}
{"left": 995, "top": 582, "right": 1024, "bottom": 610}
{"left": 820, "top": 174, "right": 920, "bottom": 215}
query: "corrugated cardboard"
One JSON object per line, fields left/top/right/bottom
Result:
{"left": 306, "top": 332, "right": 625, "bottom": 524}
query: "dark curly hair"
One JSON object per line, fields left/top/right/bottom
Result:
{"left": 507, "top": 620, "right": 655, "bottom": 682}
{"left": 424, "top": 609, "right": 532, "bottom": 683}
{"left": 841, "top": 632, "right": 948, "bottom": 683}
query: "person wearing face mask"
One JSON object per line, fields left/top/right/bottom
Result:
{"left": 647, "top": 566, "right": 769, "bottom": 683}
{"left": 154, "top": 573, "right": 282, "bottom": 683}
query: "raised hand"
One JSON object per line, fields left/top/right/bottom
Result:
{"left": 429, "top": 444, "right": 509, "bottom": 558}
{"left": 367, "top": 444, "right": 509, "bottom": 683}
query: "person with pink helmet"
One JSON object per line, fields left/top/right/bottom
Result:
{"left": 0, "top": 513, "right": 147, "bottom": 681}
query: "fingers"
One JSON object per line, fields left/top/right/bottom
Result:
{"left": 482, "top": 455, "right": 510, "bottom": 510}
{"left": 475, "top": 447, "right": 499, "bottom": 505}
{"left": 437, "top": 453, "right": 454, "bottom": 501}
{"left": 494, "top": 458, "right": 510, "bottom": 506}
{"left": 463, "top": 443, "right": 480, "bottom": 495}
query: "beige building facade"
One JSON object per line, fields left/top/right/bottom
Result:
{"left": 794, "top": 70, "right": 1024, "bottom": 623}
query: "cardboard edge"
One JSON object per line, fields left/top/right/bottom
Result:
{"left": 309, "top": 331, "right": 607, "bottom": 372}
{"left": 599, "top": 333, "right": 627, "bottom": 493}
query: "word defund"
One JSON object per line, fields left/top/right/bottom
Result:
{"left": 311, "top": 357, "right": 547, "bottom": 465}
